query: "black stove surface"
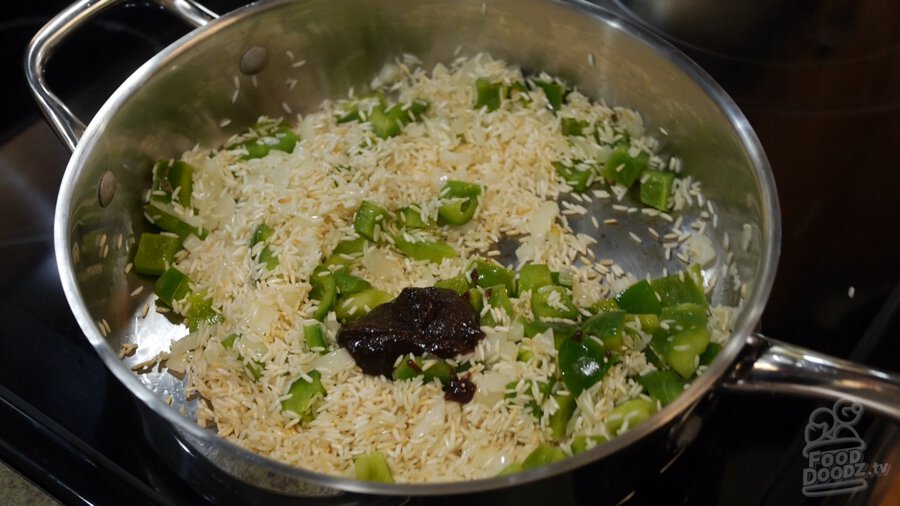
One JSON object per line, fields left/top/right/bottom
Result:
{"left": 1, "top": 1, "right": 897, "bottom": 505}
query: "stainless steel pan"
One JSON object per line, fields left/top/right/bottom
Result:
{"left": 27, "top": 0, "right": 900, "bottom": 500}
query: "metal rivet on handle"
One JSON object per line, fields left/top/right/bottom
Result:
{"left": 240, "top": 46, "right": 269, "bottom": 75}
{"left": 98, "top": 170, "right": 116, "bottom": 208}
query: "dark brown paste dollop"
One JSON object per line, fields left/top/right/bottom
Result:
{"left": 337, "top": 287, "right": 485, "bottom": 378}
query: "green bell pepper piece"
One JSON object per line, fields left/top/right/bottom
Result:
{"left": 134, "top": 232, "right": 182, "bottom": 276}
{"left": 151, "top": 160, "right": 193, "bottom": 207}
{"left": 560, "top": 118, "right": 589, "bottom": 136}
{"left": 438, "top": 180, "right": 483, "bottom": 226}
{"left": 393, "top": 236, "right": 457, "bottom": 263}
{"left": 498, "top": 462, "right": 524, "bottom": 476}
{"left": 531, "top": 285, "right": 578, "bottom": 320}
{"left": 475, "top": 78, "right": 503, "bottom": 112}
{"left": 334, "top": 288, "right": 392, "bottom": 322}
{"left": 353, "top": 201, "right": 390, "bottom": 241}
{"left": 303, "top": 322, "right": 328, "bottom": 352}
{"left": 470, "top": 259, "right": 516, "bottom": 294}
{"left": 552, "top": 161, "right": 594, "bottom": 192}
{"left": 591, "top": 299, "right": 620, "bottom": 313}
{"left": 281, "top": 370, "right": 326, "bottom": 422}
{"left": 637, "top": 370, "right": 686, "bottom": 406}
{"left": 481, "top": 284, "right": 513, "bottom": 327}
{"left": 185, "top": 292, "right": 222, "bottom": 331}
{"left": 518, "top": 264, "right": 554, "bottom": 295}
{"left": 558, "top": 339, "right": 613, "bottom": 396}
{"left": 581, "top": 311, "right": 626, "bottom": 352}
{"left": 601, "top": 145, "right": 649, "bottom": 188}
{"left": 665, "top": 327, "right": 711, "bottom": 379}
{"left": 533, "top": 80, "right": 566, "bottom": 111}
{"left": 571, "top": 435, "right": 608, "bottom": 455}
{"left": 615, "top": 280, "right": 662, "bottom": 315}
{"left": 369, "top": 105, "right": 403, "bottom": 139}
{"left": 250, "top": 224, "right": 278, "bottom": 270}
{"left": 434, "top": 273, "right": 470, "bottom": 295}
{"left": 650, "top": 272, "right": 708, "bottom": 308}
{"left": 467, "top": 288, "right": 484, "bottom": 314}
{"left": 231, "top": 123, "right": 298, "bottom": 159}
{"left": 144, "top": 203, "right": 207, "bottom": 241}
{"left": 660, "top": 303, "right": 708, "bottom": 331}
{"left": 333, "top": 269, "right": 372, "bottom": 296}
{"left": 154, "top": 267, "right": 191, "bottom": 307}
{"left": 549, "top": 393, "right": 576, "bottom": 440}
{"left": 699, "top": 342, "right": 721, "bottom": 366}
{"left": 606, "top": 398, "right": 657, "bottom": 435}
{"left": 639, "top": 170, "right": 676, "bottom": 211}
{"left": 522, "top": 444, "right": 567, "bottom": 469}
{"left": 396, "top": 205, "right": 433, "bottom": 229}
{"left": 354, "top": 451, "right": 394, "bottom": 483}
{"left": 309, "top": 271, "right": 337, "bottom": 321}
{"left": 323, "top": 238, "right": 367, "bottom": 267}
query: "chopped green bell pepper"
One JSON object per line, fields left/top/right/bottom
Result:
{"left": 354, "top": 451, "right": 394, "bottom": 483}
{"left": 281, "top": 370, "right": 326, "bottom": 422}
{"left": 518, "top": 264, "right": 554, "bottom": 295}
{"left": 570, "top": 434, "right": 608, "bottom": 455}
{"left": 393, "top": 236, "right": 457, "bottom": 263}
{"left": 615, "top": 280, "right": 662, "bottom": 315}
{"left": 185, "top": 292, "right": 222, "bottom": 331}
{"left": 533, "top": 80, "right": 567, "bottom": 111}
{"left": 606, "top": 398, "right": 656, "bottom": 435}
{"left": 637, "top": 370, "right": 686, "bottom": 406}
{"left": 134, "top": 232, "right": 182, "bottom": 276}
{"left": 396, "top": 205, "right": 433, "bottom": 229}
{"left": 434, "top": 273, "right": 470, "bottom": 295}
{"left": 665, "top": 327, "right": 711, "bottom": 378}
{"left": 581, "top": 311, "right": 626, "bottom": 352}
{"left": 323, "top": 237, "right": 367, "bottom": 267}
{"left": 475, "top": 78, "right": 503, "bottom": 112}
{"left": 303, "top": 322, "right": 328, "bottom": 352}
{"left": 250, "top": 223, "right": 278, "bottom": 270}
{"left": 334, "top": 288, "right": 393, "bottom": 322}
{"left": 601, "top": 145, "right": 649, "bottom": 188}
{"left": 549, "top": 393, "right": 576, "bottom": 440}
{"left": 353, "top": 200, "right": 390, "bottom": 241}
{"left": 639, "top": 170, "right": 676, "bottom": 211}
{"left": 470, "top": 259, "right": 516, "bottom": 294}
{"left": 660, "top": 303, "right": 708, "bottom": 331}
{"left": 154, "top": 267, "right": 191, "bottom": 307}
{"left": 522, "top": 443, "right": 567, "bottom": 469}
{"left": 438, "top": 180, "right": 483, "bottom": 226}
{"left": 552, "top": 161, "right": 595, "bottom": 192}
{"left": 560, "top": 118, "right": 589, "bottom": 136}
{"left": 369, "top": 105, "right": 403, "bottom": 139}
{"left": 481, "top": 284, "right": 513, "bottom": 327}
{"left": 531, "top": 285, "right": 578, "bottom": 320}
{"left": 699, "top": 342, "right": 721, "bottom": 366}
{"left": 333, "top": 269, "right": 372, "bottom": 296}
{"left": 309, "top": 271, "right": 337, "bottom": 321}
{"left": 558, "top": 338, "right": 613, "bottom": 396}
{"left": 151, "top": 160, "right": 193, "bottom": 207}
{"left": 144, "top": 203, "right": 207, "bottom": 241}
{"left": 650, "top": 272, "right": 708, "bottom": 308}
{"left": 467, "top": 288, "right": 484, "bottom": 314}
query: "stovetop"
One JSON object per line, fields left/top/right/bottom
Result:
{"left": 1, "top": 1, "right": 898, "bottom": 505}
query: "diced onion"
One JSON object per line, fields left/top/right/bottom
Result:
{"left": 309, "top": 348, "right": 356, "bottom": 377}
{"left": 411, "top": 399, "right": 445, "bottom": 438}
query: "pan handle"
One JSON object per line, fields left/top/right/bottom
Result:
{"left": 722, "top": 333, "right": 900, "bottom": 421}
{"left": 24, "top": 0, "right": 218, "bottom": 152}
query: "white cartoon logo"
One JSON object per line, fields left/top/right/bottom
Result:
{"left": 801, "top": 399, "right": 891, "bottom": 497}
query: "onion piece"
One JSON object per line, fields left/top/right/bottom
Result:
{"left": 411, "top": 399, "right": 446, "bottom": 438}
{"left": 309, "top": 348, "right": 356, "bottom": 377}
